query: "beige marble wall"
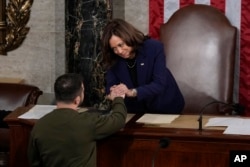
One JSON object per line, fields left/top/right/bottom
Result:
{"left": 113, "top": 0, "right": 124, "bottom": 19}
{"left": 113, "top": 0, "right": 148, "bottom": 33}
{"left": 0, "top": 0, "right": 65, "bottom": 95}
{"left": 124, "top": 0, "right": 148, "bottom": 34}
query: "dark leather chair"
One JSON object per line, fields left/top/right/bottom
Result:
{"left": 0, "top": 83, "right": 43, "bottom": 166}
{"left": 160, "top": 4, "right": 237, "bottom": 115}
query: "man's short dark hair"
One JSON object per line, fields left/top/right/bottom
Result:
{"left": 54, "top": 73, "right": 83, "bottom": 103}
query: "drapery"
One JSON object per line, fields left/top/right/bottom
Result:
{"left": 149, "top": 0, "right": 250, "bottom": 116}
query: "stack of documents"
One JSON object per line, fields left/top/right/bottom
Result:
{"left": 205, "top": 117, "right": 250, "bottom": 135}
{"left": 18, "top": 105, "right": 56, "bottom": 119}
{"left": 18, "top": 105, "right": 136, "bottom": 123}
{"left": 136, "top": 114, "right": 179, "bottom": 124}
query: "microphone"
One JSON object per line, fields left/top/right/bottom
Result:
{"left": 197, "top": 101, "right": 245, "bottom": 131}
{"left": 152, "top": 138, "right": 170, "bottom": 167}
{"left": 232, "top": 103, "right": 245, "bottom": 115}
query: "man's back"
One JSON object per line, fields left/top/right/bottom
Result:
{"left": 28, "top": 97, "right": 126, "bottom": 167}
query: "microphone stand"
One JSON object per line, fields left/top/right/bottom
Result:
{"left": 151, "top": 138, "right": 170, "bottom": 167}
{"left": 197, "top": 101, "right": 244, "bottom": 131}
{"left": 198, "top": 101, "right": 220, "bottom": 131}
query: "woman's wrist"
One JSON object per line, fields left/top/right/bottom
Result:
{"left": 129, "top": 88, "right": 137, "bottom": 97}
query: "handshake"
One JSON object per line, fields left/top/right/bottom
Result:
{"left": 106, "top": 83, "right": 137, "bottom": 100}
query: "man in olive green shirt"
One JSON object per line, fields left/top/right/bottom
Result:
{"left": 28, "top": 73, "right": 127, "bottom": 167}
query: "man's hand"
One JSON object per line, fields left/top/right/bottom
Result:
{"left": 107, "top": 83, "right": 137, "bottom": 100}
{"left": 106, "top": 84, "right": 126, "bottom": 100}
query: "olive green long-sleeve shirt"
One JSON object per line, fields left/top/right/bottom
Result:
{"left": 28, "top": 97, "right": 127, "bottom": 167}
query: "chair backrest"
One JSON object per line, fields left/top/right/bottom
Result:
{"left": 160, "top": 4, "right": 237, "bottom": 114}
{"left": 0, "top": 83, "right": 43, "bottom": 111}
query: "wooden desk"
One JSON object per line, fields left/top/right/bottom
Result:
{"left": 4, "top": 106, "right": 250, "bottom": 167}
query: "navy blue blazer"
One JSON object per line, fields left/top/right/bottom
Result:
{"left": 105, "top": 39, "right": 185, "bottom": 114}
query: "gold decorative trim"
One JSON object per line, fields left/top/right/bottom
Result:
{"left": 0, "top": 0, "right": 33, "bottom": 55}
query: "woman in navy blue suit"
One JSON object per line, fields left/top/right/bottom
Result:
{"left": 101, "top": 19, "right": 184, "bottom": 114}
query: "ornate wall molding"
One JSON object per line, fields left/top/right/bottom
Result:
{"left": 0, "top": 0, "right": 33, "bottom": 55}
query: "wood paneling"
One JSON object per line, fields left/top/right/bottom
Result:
{"left": 5, "top": 107, "right": 250, "bottom": 167}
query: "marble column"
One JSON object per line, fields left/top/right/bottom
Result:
{"left": 65, "top": 0, "right": 112, "bottom": 109}
{"left": 0, "top": 0, "right": 6, "bottom": 55}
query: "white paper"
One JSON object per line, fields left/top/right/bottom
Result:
{"left": 224, "top": 125, "right": 250, "bottom": 135}
{"left": 205, "top": 117, "right": 243, "bottom": 127}
{"left": 19, "top": 105, "right": 135, "bottom": 123}
{"left": 205, "top": 117, "right": 250, "bottom": 135}
{"left": 18, "top": 105, "right": 56, "bottom": 119}
{"left": 136, "top": 114, "right": 179, "bottom": 124}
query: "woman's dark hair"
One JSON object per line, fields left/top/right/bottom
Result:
{"left": 54, "top": 73, "right": 83, "bottom": 103}
{"left": 101, "top": 18, "right": 148, "bottom": 69}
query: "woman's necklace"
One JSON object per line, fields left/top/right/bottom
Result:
{"left": 126, "top": 59, "right": 137, "bottom": 68}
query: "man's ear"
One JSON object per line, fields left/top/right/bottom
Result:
{"left": 74, "top": 96, "right": 81, "bottom": 106}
